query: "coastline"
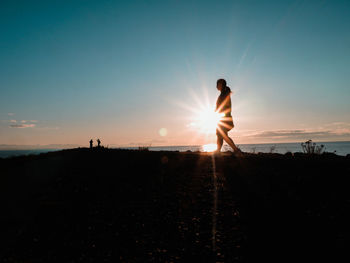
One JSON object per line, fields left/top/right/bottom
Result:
{"left": 1, "top": 140, "right": 350, "bottom": 158}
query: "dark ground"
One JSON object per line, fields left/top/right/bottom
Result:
{"left": 0, "top": 148, "right": 349, "bottom": 262}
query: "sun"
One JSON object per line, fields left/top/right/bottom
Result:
{"left": 189, "top": 106, "right": 224, "bottom": 134}
{"left": 170, "top": 85, "right": 227, "bottom": 145}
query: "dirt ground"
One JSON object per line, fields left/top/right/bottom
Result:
{"left": 1, "top": 149, "right": 349, "bottom": 262}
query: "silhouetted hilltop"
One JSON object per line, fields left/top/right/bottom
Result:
{"left": 1, "top": 148, "right": 349, "bottom": 262}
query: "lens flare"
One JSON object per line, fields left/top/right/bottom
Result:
{"left": 159, "top": 128, "right": 168, "bottom": 136}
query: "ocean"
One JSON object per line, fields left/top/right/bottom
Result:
{"left": 1, "top": 141, "right": 349, "bottom": 158}
{"left": 0, "top": 149, "right": 60, "bottom": 159}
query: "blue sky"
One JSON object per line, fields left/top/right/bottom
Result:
{"left": 1, "top": 0, "right": 349, "bottom": 147}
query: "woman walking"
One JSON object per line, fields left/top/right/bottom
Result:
{"left": 215, "top": 79, "right": 242, "bottom": 155}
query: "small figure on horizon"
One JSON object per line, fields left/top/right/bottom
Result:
{"left": 89, "top": 139, "right": 93, "bottom": 149}
{"left": 215, "top": 79, "right": 242, "bottom": 155}
{"left": 97, "top": 138, "right": 101, "bottom": 148}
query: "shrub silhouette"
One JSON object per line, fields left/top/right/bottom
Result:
{"left": 269, "top": 145, "right": 276, "bottom": 153}
{"left": 301, "top": 139, "right": 325, "bottom": 154}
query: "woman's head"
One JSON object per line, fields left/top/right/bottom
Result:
{"left": 216, "top": 79, "right": 227, "bottom": 91}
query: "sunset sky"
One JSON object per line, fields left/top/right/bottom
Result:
{"left": 1, "top": 0, "right": 349, "bottom": 148}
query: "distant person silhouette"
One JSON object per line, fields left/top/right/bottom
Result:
{"left": 215, "top": 79, "right": 242, "bottom": 155}
{"left": 97, "top": 138, "right": 101, "bottom": 148}
{"left": 89, "top": 139, "right": 93, "bottom": 149}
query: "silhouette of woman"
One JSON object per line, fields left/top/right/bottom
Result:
{"left": 215, "top": 79, "right": 242, "bottom": 155}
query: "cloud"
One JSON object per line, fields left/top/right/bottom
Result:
{"left": 237, "top": 122, "right": 350, "bottom": 142}
{"left": 5, "top": 119, "right": 38, "bottom": 127}
{"left": 243, "top": 128, "right": 350, "bottom": 141}
{"left": 4, "top": 119, "right": 58, "bottom": 130}
{"left": 7, "top": 113, "right": 14, "bottom": 116}
{"left": 10, "top": 124, "right": 36, "bottom": 128}
{"left": 128, "top": 142, "right": 152, "bottom": 146}
{"left": 21, "top": 120, "right": 38, "bottom": 123}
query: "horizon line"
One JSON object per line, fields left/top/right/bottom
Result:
{"left": 1, "top": 140, "right": 349, "bottom": 150}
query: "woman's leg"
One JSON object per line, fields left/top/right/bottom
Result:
{"left": 224, "top": 135, "right": 241, "bottom": 153}
{"left": 219, "top": 130, "right": 241, "bottom": 154}
{"left": 216, "top": 135, "right": 224, "bottom": 152}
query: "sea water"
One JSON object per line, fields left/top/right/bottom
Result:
{"left": 0, "top": 149, "right": 60, "bottom": 158}
{"left": 1, "top": 141, "right": 349, "bottom": 158}
{"left": 140, "top": 141, "right": 350, "bottom": 156}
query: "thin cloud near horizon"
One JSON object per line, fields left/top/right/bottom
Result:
{"left": 10, "top": 124, "right": 36, "bottom": 128}
{"left": 237, "top": 128, "right": 350, "bottom": 143}
{"left": 6, "top": 119, "right": 38, "bottom": 128}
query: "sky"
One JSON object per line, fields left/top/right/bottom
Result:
{"left": 1, "top": 0, "right": 350, "bottom": 148}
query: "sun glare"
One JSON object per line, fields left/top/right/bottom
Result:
{"left": 171, "top": 86, "right": 228, "bottom": 145}
{"left": 190, "top": 107, "right": 223, "bottom": 134}
{"left": 202, "top": 143, "right": 217, "bottom": 152}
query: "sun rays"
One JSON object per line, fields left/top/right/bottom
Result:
{"left": 189, "top": 107, "right": 223, "bottom": 134}
{"left": 168, "top": 85, "right": 233, "bottom": 150}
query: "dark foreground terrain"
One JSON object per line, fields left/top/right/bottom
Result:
{"left": 0, "top": 148, "right": 349, "bottom": 262}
